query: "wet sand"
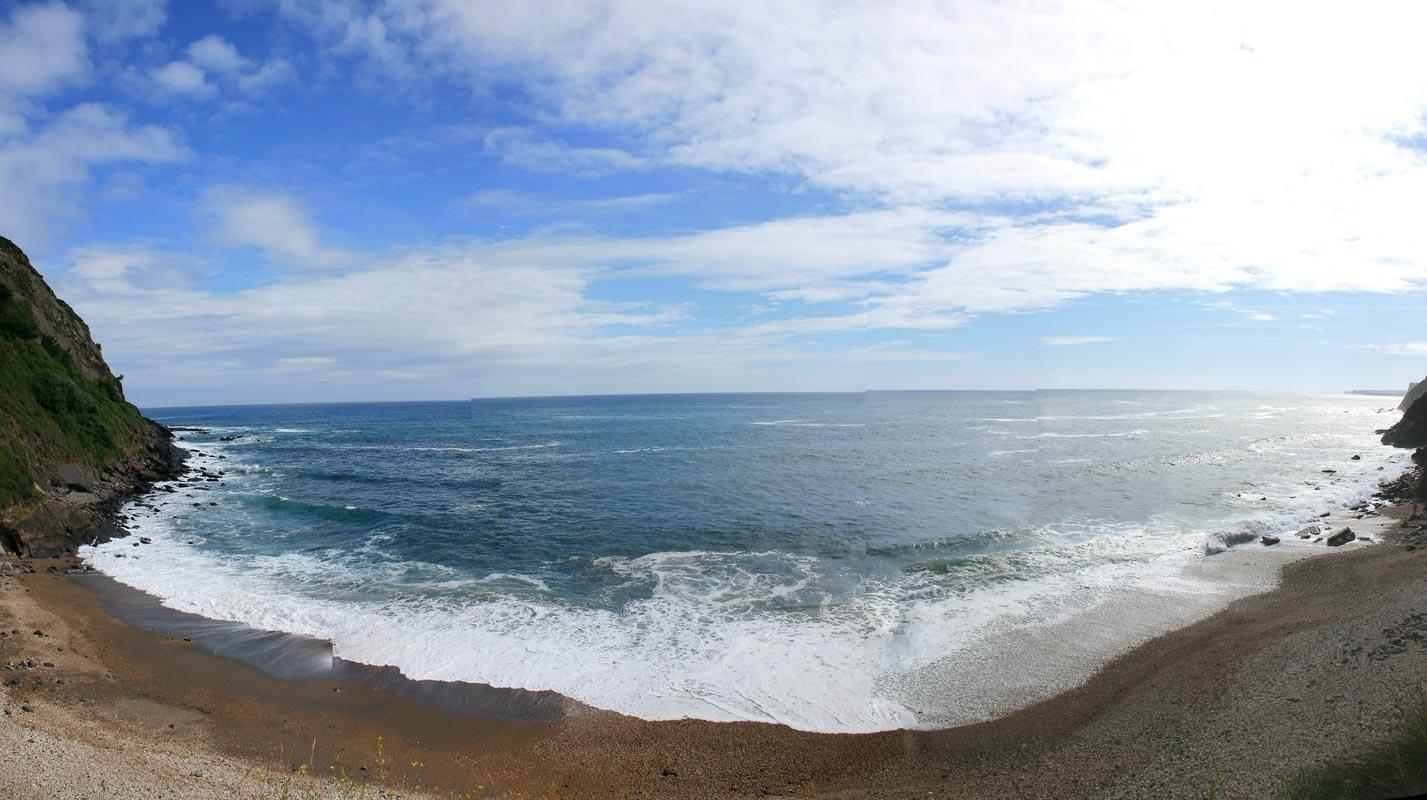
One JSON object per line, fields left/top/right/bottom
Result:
{"left": 1, "top": 501, "right": 1423, "bottom": 798}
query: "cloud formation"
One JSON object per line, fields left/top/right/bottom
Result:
{"left": 4, "top": 0, "right": 1426, "bottom": 399}
{"left": 1041, "top": 337, "right": 1116, "bottom": 347}
{"left": 202, "top": 187, "right": 354, "bottom": 269}
{"left": 260, "top": 0, "right": 1427, "bottom": 318}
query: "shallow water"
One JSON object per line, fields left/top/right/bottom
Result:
{"left": 83, "top": 391, "right": 1407, "bottom": 731}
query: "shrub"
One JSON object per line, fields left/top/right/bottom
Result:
{"left": 1278, "top": 702, "right": 1427, "bottom": 799}
{"left": 0, "top": 289, "right": 39, "bottom": 340}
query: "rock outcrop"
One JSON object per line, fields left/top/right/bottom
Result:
{"left": 0, "top": 236, "right": 185, "bottom": 558}
{"left": 1382, "top": 383, "right": 1427, "bottom": 449}
{"left": 1399, "top": 378, "right": 1426, "bottom": 411}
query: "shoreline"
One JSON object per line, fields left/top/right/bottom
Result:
{"left": 0, "top": 475, "right": 1422, "bottom": 797}
{"left": 81, "top": 413, "right": 1409, "bottom": 736}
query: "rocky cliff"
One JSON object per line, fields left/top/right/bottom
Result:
{"left": 1382, "top": 386, "right": 1427, "bottom": 450}
{"left": 0, "top": 236, "right": 185, "bottom": 558}
{"left": 1400, "top": 379, "right": 1426, "bottom": 411}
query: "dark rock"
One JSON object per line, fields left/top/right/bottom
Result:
{"left": 1351, "top": 454, "right": 1362, "bottom": 460}
{"left": 1327, "top": 527, "right": 1356, "bottom": 547}
{"left": 1383, "top": 390, "right": 1427, "bottom": 448}
{"left": 1261, "top": 535, "right": 1281, "bottom": 546}
{"left": 55, "top": 464, "right": 93, "bottom": 493}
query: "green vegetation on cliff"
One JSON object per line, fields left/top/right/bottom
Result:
{"left": 0, "top": 283, "right": 146, "bottom": 507}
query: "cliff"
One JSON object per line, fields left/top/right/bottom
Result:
{"left": 0, "top": 236, "right": 185, "bottom": 558}
{"left": 1399, "top": 379, "right": 1427, "bottom": 412}
{"left": 1382, "top": 371, "right": 1427, "bottom": 449}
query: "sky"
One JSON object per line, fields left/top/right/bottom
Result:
{"left": 2, "top": 0, "right": 1427, "bottom": 406}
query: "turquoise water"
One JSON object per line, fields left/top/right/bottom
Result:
{"left": 84, "top": 391, "right": 1406, "bottom": 731}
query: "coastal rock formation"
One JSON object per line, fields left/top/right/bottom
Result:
{"left": 1399, "top": 378, "right": 1426, "bottom": 411}
{"left": 0, "top": 236, "right": 185, "bottom": 558}
{"left": 1382, "top": 374, "right": 1427, "bottom": 449}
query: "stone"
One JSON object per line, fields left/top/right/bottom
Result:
{"left": 55, "top": 463, "right": 92, "bottom": 493}
{"left": 1327, "top": 527, "right": 1356, "bottom": 547}
{"left": 1261, "top": 535, "right": 1281, "bottom": 546}
{"left": 59, "top": 491, "right": 101, "bottom": 508}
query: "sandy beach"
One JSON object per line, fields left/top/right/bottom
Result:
{"left": 0, "top": 480, "right": 1419, "bottom": 799}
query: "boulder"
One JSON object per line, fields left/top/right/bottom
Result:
{"left": 54, "top": 463, "right": 93, "bottom": 493}
{"left": 1326, "top": 527, "right": 1356, "bottom": 547}
{"left": 59, "top": 492, "right": 100, "bottom": 508}
{"left": 1261, "top": 535, "right": 1281, "bottom": 546}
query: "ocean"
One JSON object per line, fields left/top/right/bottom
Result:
{"left": 82, "top": 391, "right": 1408, "bottom": 732}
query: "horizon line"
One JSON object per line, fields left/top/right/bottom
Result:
{"left": 137, "top": 386, "right": 1405, "bottom": 412}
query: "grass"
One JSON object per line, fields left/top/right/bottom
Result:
{"left": 240, "top": 736, "right": 487, "bottom": 799}
{"left": 1277, "top": 701, "right": 1427, "bottom": 800}
{"left": 0, "top": 282, "right": 148, "bottom": 508}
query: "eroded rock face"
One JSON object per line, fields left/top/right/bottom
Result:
{"left": 1383, "top": 373, "right": 1427, "bottom": 450}
{"left": 1382, "top": 394, "right": 1427, "bottom": 449}
{"left": 0, "top": 235, "right": 187, "bottom": 558}
{"left": 1400, "top": 378, "right": 1427, "bottom": 412}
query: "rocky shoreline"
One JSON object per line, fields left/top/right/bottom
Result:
{"left": 0, "top": 235, "right": 188, "bottom": 559}
{"left": 1, "top": 428, "right": 188, "bottom": 560}
{"left": 0, "top": 467, "right": 1416, "bottom": 798}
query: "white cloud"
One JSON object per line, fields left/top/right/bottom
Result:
{"left": 0, "top": 104, "right": 188, "bottom": 246}
{"left": 1358, "top": 342, "right": 1427, "bottom": 356}
{"left": 1202, "top": 300, "right": 1276, "bottom": 323}
{"left": 1041, "top": 336, "right": 1116, "bottom": 347}
{"left": 0, "top": 2, "right": 87, "bottom": 96}
{"left": 81, "top": 0, "right": 167, "bottom": 42}
{"left": 261, "top": 0, "right": 1427, "bottom": 319}
{"left": 483, "top": 127, "right": 645, "bottom": 174}
{"left": 152, "top": 35, "right": 292, "bottom": 101}
{"left": 54, "top": 238, "right": 751, "bottom": 400}
{"left": 51, "top": 219, "right": 969, "bottom": 400}
{"left": 151, "top": 60, "right": 213, "bottom": 98}
{"left": 187, "top": 35, "right": 246, "bottom": 73}
{"left": 203, "top": 186, "right": 354, "bottom": 269}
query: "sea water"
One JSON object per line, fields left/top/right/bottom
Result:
{"left": 81, "top": 391, "right": 1408, "bottom": 732}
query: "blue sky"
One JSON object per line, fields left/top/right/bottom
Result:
{"left": 2, "top": 0, "right": 1426, "bottom": 405}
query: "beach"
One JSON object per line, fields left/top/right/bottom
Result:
{"left": 3, "top": 5, "right": 1426, "bottom": 795}
{"left": 0, "top": 486, "right": 1420, "bottom": 799}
